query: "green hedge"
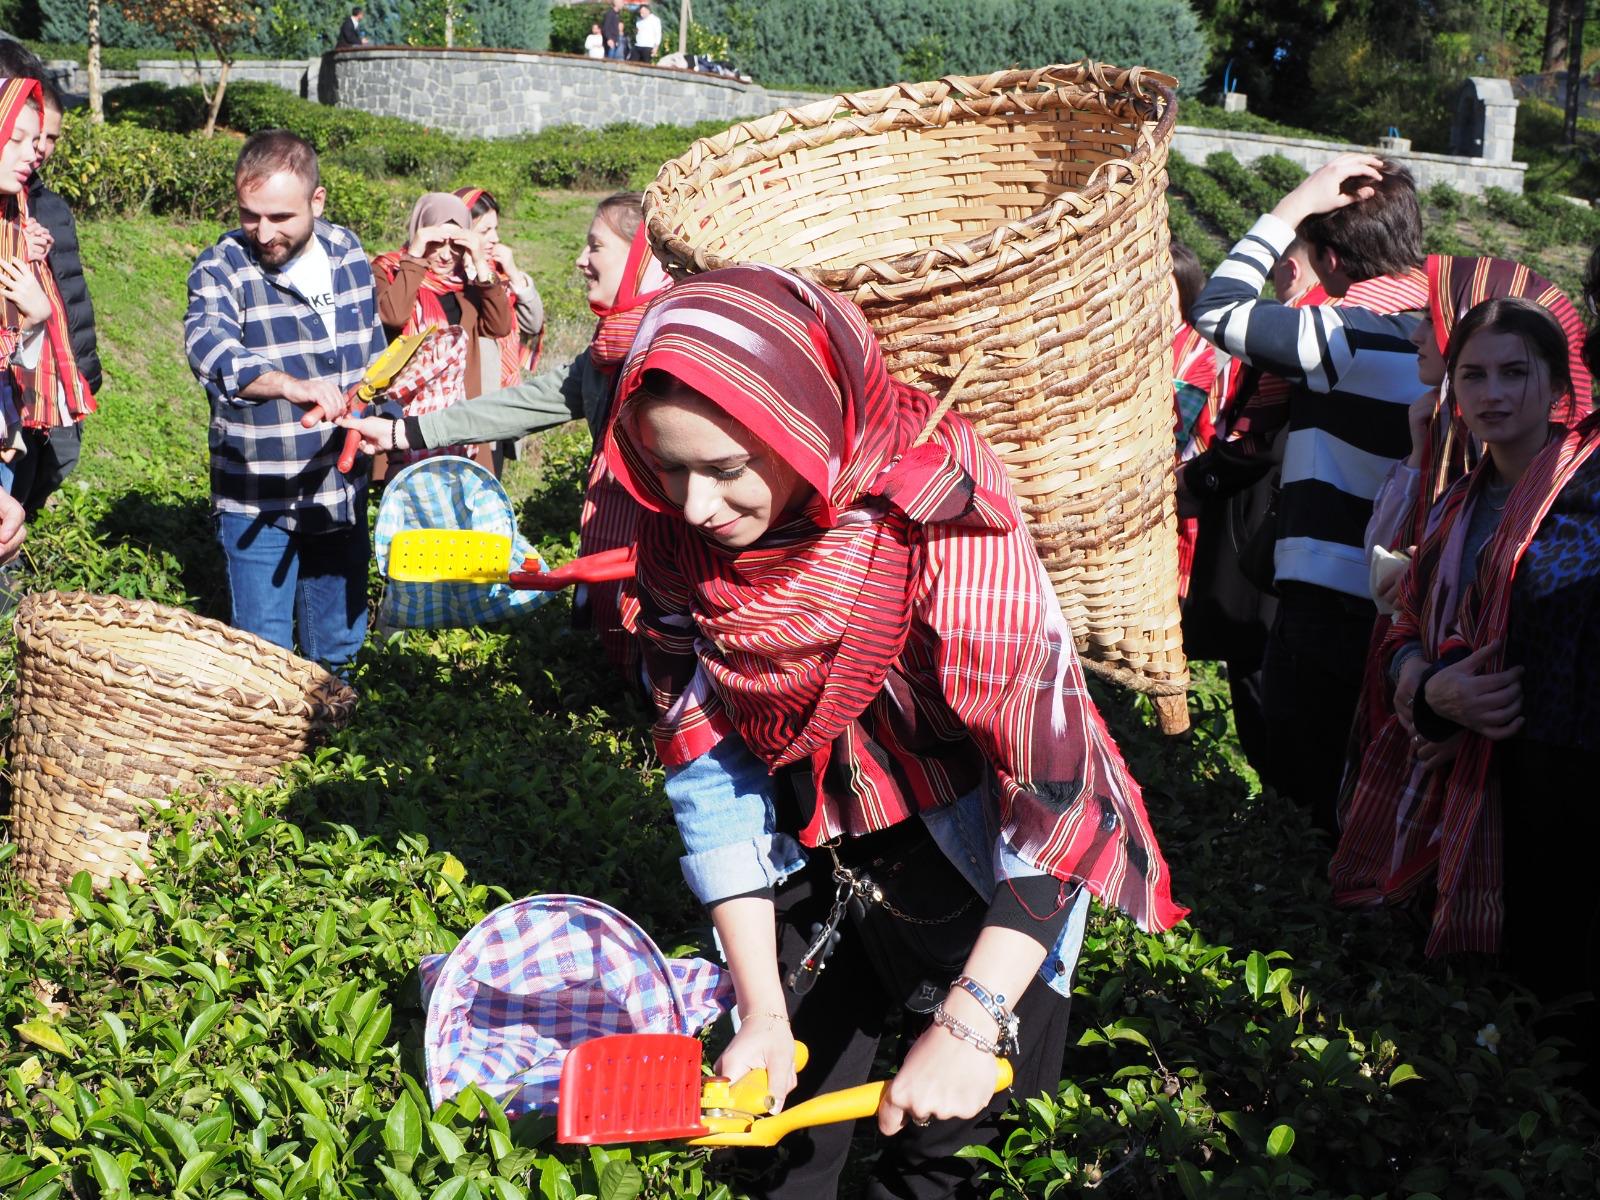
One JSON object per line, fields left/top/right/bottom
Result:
{"left": 43, "top": 111, "right": 397, "bottom": 243}
{"left": 38, "top": 0, "right": 550, "bottom": 57}
{"left": 688, "top": 0, "right": 1209, "bottom": 93}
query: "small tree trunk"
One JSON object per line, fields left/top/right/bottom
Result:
{"left": 203, "top": 58, "right": 232, "bottom": 139}
{"left": 1567, "top": 8, "right": 1588, "bottom": 145}
{"left": 87, "top": 0, "right": 104, "bottom": 122}
{"left": 1546, "top": 0, "right": 1581, "bottom": 73}
{"left": 445, "top": 4, "right": 455, "bottom": 48}
{"left": 679, "top": 0, "right": 690, "bottom": 56}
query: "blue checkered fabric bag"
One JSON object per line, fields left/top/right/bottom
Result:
{"left": 420, "top": 895, "right": 731, "bottom": 1115}
{"left": 374, "top": 456, "right": 553, "bottom": 631}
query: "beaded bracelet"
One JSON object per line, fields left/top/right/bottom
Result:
{"left": 931, "top": 1002, "right": 1002, "bottom": 1056}
{"left": 951, "top": 975, "right": 1020, "bottom": 1055}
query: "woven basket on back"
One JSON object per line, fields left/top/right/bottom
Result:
{"left": 645, "top": 61, "right": 1190, "bottom": 733}
{"left": 7, "top": 591, "right": 357, "bottom": 906}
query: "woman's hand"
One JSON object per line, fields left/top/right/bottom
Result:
{"left": 489, "top": 242, "right": 533, "bottom": 292}
{"left": 1393, "top": 652, "right": 1426, "bottom": 738}
{"left": 1421, "top": 641, "right": 1524, "bottom": 740}
{"left": 715, "top": 1013, "right": 798, "bottom": 1113}
{"left": 454, "top": 229, "right": 495, "bottom": 283}
{"left": 878, "top": 1005, "right": 1002, "bottom": 1135}
{"left": 1416, "top": 731, "right": 1463, "bottom": 773}
{"left": 335, "top": 413, "right": 406, "bottom": 455}
{"left": 1407, "top": 389, "right": 1439, "bottom": 468}
{"left": 0, "top": 488, "right": 25, "bottom": 565}
{"left": 0, "top": 257, "right": 52, "bottom": 329}
{"left": 21, "top": 218, "right": 52, "bottom": 263}
{"left": 407, "top": 223, "right": 459, "bottom": 260}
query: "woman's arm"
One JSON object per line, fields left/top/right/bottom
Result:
{"left": 375, "top": 258, "right": 426, "bottom": 332}
{"left": 878, "top": 926, "right": 1047, "bottom": 1133}
{"left": 471, "top": 278, "right": 515, "bottom": 340}
{"left": 707, "top": 895, "right": 799, "bottom": 1108}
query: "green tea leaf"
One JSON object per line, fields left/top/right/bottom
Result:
{"left": 597, "top": 1162, "right": 643, "bottom": 1200}
{"left": 378, "top": 1164, "right": 423, "bottom": 1200}
{"left": 87, "top": 1147, "right": 128, "bottom": 1197}
{"left": 14, "top": 1021, "right": 70, "bottom": 1056}
{"left": 1266, "top": 1123, "right": 1296, "bottom": 1157}
{"left": 384, "top": 1092, "right": 423, "bottom": 1169}
{"left": 184, "top": 1001, "right": 231, "bottom": 1052}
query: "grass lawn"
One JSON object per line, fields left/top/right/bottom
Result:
{"left": 0, "top": 198, "right": 1595, "bottom": 1198}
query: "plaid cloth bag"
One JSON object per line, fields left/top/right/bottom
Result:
{"left": 420, "top": 894, "right": 732, "bottom": 1114}
{"left": 374, "top": 455, "right": 552, "bottom": 630}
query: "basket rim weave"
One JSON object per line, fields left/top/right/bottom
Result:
{"left": 645, "top": 59, "right": 1178, "bottom": 303}
{"left": 12, "top": 590, "right": 358, "bottom": 723}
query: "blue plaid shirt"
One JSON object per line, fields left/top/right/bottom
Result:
{"left": 184, "top": 219, "right": 387, "bottom": 532}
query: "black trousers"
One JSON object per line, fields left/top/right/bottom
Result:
{"left": 1261, "top": 583, "right": 1378, "bottom": 838}
{"left": 734, "top": 831, "right": 1074, "bottom": 1200}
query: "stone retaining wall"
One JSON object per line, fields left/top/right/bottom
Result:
{"left": 1171, "top": 126, "right": 1526, "bottom": 197}
{"left": 327, "top": 46, "right": 821, "bottom": 136}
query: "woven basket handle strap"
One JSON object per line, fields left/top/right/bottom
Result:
{"left": 911, "top": 353, "right": 985, "bottom": 448}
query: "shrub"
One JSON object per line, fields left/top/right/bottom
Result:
{"left": 38, "top": 0, "right": 551, "bottom": 57}
{"left": 1252, "top": 154, "right": 1307, "bottom": 196}
{"left": 1167, "top": 150, "right": 1252, "bottom": 243}
{"left": 687, "top": 0, "right": 1210, "bottom": 94}
{"left": 1204, "top": 150, "right": 1280, "bottom": 215}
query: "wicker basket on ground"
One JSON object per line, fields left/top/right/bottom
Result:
{"left": 6, "top": 591, "right": 357, "bottom": 907}
{"left": 645, "top": 61, "right": 1189, "bottom": 733}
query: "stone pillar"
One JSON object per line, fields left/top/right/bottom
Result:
{"left": 1222, "top": 91, "right": 1247, "bottom": 112}
{"left": 1451, "top": 77, "right": 1518, "bottom": 162}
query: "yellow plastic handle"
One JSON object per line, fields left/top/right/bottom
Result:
{"left": 692, "top": 1056, "right": 1014, "bottom": 1147}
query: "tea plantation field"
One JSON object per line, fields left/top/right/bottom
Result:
{"left": 0, "top": 99, "right": 1597, "bottom": 1197}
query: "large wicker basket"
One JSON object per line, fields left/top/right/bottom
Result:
{"left": 645, "top": 61, "right": 1189, "bottom": 732}
{"left": 6, "top": 591, "right": 357, "bottom": 905}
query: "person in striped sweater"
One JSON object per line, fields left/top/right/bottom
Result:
{"left": 605, "top": 263, "right": 1186, "bottom": 1198}
{"left": 1191, "top": 153, "right": 1427, "bottom": 839}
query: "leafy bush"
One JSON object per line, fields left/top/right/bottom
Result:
{"left": 1203, "top": 150, "right": 1279, "bottom": 215}
{"left": 1251, "top": 155, "right": 1307, "bottom": 196}
{"left": 1178, "top": 101, "right": 1319, "bottom": 141}
{"left": 549, "top": 1, "right": 614, "bottom": 55}
{"left": 38, "top": 0, "right": 550, "bottom": 57}
{"left": 687, "top": 0, "right": 1210, "bottom": 94}
{"left": 1167, "top": 150, "right": 1252, "bottom": 243}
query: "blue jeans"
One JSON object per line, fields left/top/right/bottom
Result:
{"left": 214, "top": 511, "right": 369, "bottom": 676}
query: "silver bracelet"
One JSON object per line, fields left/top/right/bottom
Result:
{"left": 931, "top": 1002, "right": 1002, "bottom": 1056}
{"left": 951, "top": 975, "right": 1021, "bottom": 1055}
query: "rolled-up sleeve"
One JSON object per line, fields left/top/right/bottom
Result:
{"left": 664, "top": 733, "right": 806, "bottom": 906}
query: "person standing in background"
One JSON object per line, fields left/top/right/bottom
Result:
{"left": 632, "top": 4, "right": 662, "bottom": 61}
{"left": 585, "top": 23, "right": 606, "bottom": 58}
{"left": 337, "top": 7, "right": 371, "bottom": 48}
{"left": 602, "top": 0, "right": 628, "bottom": 60}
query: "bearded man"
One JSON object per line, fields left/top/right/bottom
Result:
{"left": 183, "top": 129, "right": 388, "bottom": 674}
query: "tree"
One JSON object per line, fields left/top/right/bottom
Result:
{"left": 87, "top": 0, "right": 104, "bottom": 121}
{"left": 113, "top": 0, "right": 259, "bottom": 137}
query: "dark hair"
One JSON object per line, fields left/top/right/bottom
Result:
{"left": 1445, "top": 296, "right": 1573, "bottom": 403}
{"left": 1297, "top": 159, "right": 1423, "bottom": 282}
{"left": 595, "top": 191, "right": 644, "bottom": 241}
{"left": 1169, "top": 241, "right": 1205, "bottom": 324}
{"left": 457, "top": 187, "right": 499, "bottom": 220}
{"left": 235, "top": 128, "right": 319, "bottom": 193}
{"left": 0, "top": 39, "right": 61, "bottom": 111}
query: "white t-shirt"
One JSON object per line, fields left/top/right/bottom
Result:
{"left": 584, "top": 32, "right": 605, "bottom": 58}
{"left": 634, "top": 13, "right": 662, "bottom": 49}
{"left": 277, "top": 236, "right": 336, "bottom": 319}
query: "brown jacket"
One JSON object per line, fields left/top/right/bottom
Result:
{"left": 374, "top": 256, "right": 513, "bottom": 401}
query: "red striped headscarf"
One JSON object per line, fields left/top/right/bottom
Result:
{"left": 1331, "top": 418, "right": 1600, "bottom": 953}
{"left": 573, "top": 220, "right": 673, "bottom": 671}
{"left": 607, "top": 264, "right": 1187, "bottom": 933}
{"left": 0, "top": 77, "right": 92, "bottom": 431}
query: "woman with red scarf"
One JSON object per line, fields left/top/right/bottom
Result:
{"left": 1330, "top": 297, "right": 1600, "bottom": 1083}
{"left": 371, "top": 192, "right": 513, "bottom": 474}
{"left": 342, "top": 193, "right": 669, "bottom": 669}
{"left": 0, "top": 75, "right": 91, "bottom": 501}
{"left": 604, "top": 264, "right": 1186, "bottom": 1197}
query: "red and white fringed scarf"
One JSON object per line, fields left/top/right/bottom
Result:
{"left": 607, "top": 264, "right": 1187, "bottom": 934}
{"left": 1172, "top": 322, "right": 1217, "bottom": 597}
{"left": 575, "top": 224, "right": 672, "bottom": 671}
{"left": 0, "top": 77, "right": 92, "bottom": 432}
{"left": 1331, "top": 420, "right": 1600, "bottom": 954}
{"left": 1337, "top": 255, "right": 1594, "bottom": 825}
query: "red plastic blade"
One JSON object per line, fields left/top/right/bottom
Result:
{"left": 556, "top": 1033, "right": 709, "bottom": 1145}
{"left": 509, "top": 547, "right": 637, "bottom": 590}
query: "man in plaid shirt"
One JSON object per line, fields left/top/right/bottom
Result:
{"left": 185, "top": 130, "right": 388, "bottom": 674}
